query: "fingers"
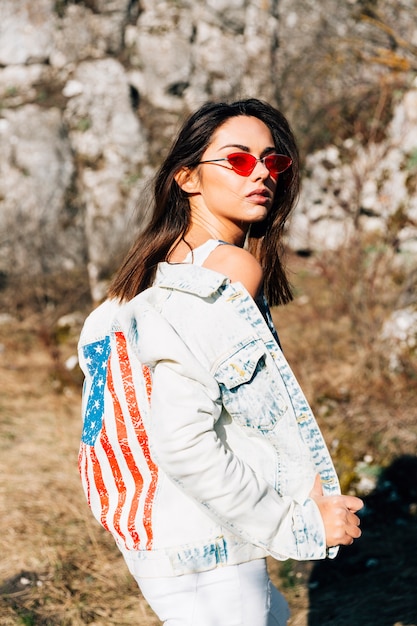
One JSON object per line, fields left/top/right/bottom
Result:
{"left": 333, "top": 507, "right": 362, "bottom": 547}
{"left": 312, "top": 492, "right": 364, "bottom": 548}
{"left": 347, "top": 511, "right": 362, "bottom": 538}
{"left": 310, "top": 479, "right": 364, "bottom": 514}
{"left": 343, "top": 496, "right": 363, "bottom": 541}
{"left": 345, "top": 495, "right": 364, "bottom": 513}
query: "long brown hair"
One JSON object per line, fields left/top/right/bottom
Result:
{"left": 109, "top": 98, "right": 300, "bottom": 306}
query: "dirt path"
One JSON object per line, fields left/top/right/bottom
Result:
{"left": 1, "top": 314, "right": 416, "bottom": 625}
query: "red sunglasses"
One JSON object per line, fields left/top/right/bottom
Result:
{"left": 198, "top": 152, "right": 292, "bottom": 179}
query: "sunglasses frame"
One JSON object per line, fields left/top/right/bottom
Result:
{"left": 198, "top": 152, "right": 292, "bottom": 178}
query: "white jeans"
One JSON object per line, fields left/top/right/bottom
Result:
{"left": 134, "top": 558, "right": 290, "bottom": 626}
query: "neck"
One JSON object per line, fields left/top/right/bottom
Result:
{"left": 188, "top": 215, "right": 247, "bottom": 248}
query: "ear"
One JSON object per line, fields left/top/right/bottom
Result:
{"left": 174, "top": 167, "right": 200, "bottom": 194}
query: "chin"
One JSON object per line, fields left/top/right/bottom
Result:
{"left": 247, "top": 208, "right": 268, "bottom": 222}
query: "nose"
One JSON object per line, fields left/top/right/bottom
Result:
{"left": 251, "top": 158, "right": 270, "bottom": 180}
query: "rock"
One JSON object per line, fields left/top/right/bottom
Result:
{"left": 287, "top": 79, "right": 417, "bottom": 260}
{"left": 0, "top": 0, "right": 56, "bottom": 65}
{"left": 0, "top": 0, "right": 416, "bottom": 305}
{"left": 0, "top": 105, "right": 79, "bottom": 276}
{"left": 63, "top": 58, "right": 149, "bottom": 301}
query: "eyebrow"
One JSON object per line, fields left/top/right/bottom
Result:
{"left": 218, "top": 143, "right": 276, "bottom": 157}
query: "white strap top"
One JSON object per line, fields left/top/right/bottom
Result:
{"left": 183, "top": 239, "right": 225, "bottom": 266}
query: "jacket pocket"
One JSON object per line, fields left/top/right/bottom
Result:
{"left": 214, "top": 339, "right": 288, "bottom": 432}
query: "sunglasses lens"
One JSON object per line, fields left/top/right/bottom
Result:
{"left": 227, "top": 153, "right": 255, "bottom": 175}
{"left": 226, "top": 153, "right": 292, "bottom": 177}
{"left": 265, "top": 155, "right": 292, "bottom": 178}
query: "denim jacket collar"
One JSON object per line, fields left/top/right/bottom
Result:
{"left": 155, "top": 262, "right": 230, "bottom": 297}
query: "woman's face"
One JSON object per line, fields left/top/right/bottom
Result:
{"left": 185, "top": 115, "right": 278, "bottom": 240}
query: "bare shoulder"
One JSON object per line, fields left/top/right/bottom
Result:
{"left": 203, "top": 244, "right": 263, "bottom": 298}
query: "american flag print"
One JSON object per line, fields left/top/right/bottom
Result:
{"left": 78, "top": 329, "right": 158, "bottom": 550}
{"left": 81, "top": 337, "right": 111, "bottom": 445}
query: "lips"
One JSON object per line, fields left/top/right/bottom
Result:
{"left": 246, "top": 188, "right": 271, "bottom": 203}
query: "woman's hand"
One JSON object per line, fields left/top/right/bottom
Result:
{"left": 309, "top": 474, "right": 364, "bottom": 548}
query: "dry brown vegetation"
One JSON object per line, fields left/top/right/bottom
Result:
{"left": 1, "top": 242, "right": 416, "bottom": 625}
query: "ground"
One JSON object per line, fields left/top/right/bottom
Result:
{"left": 1, "top": 249, "right": 416, "bottom": 625}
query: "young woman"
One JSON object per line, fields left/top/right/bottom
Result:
{"left": 78, "top": 99, "right": 363, "bottom": 626}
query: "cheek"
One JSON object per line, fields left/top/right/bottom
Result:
{"left": 202, "top": 173, "right": 242, "bottom": 200}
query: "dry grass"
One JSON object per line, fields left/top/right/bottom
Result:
{"left": 1, "top": 242, "right": 416, "bottom": 625}
{"left": 277, "top": 242, "right": 417, "bottom": 489}
{"left": 0, "top": 318, "right": 157, "bottom": 626}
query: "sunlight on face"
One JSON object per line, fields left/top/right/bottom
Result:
{"left": 190, "top": 116, "right": 278, "bottom": 239}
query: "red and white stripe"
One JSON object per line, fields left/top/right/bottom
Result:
{"left": 79, "top": 331, "right": 158, "bottom": 550}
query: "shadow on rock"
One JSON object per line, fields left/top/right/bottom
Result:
{"left": 308, "top": 455, "right": 417, "bottom": 626}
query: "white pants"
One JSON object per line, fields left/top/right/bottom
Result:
{"left": 134, "top": 558, "right": 290, "bottom": 626}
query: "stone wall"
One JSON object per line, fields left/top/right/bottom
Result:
{"left": 289, "top": 79, "right": 417, "bottom": 256}
{"left": 0, "top": 0, "right": 416, "bottom": 302}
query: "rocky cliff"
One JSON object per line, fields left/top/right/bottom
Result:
{"left": 0, "top": 0, "right": 416, "bottom": 303}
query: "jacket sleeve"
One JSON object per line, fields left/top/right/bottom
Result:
{"left": 121, "top": 303, "right": 328, "bottom": 561}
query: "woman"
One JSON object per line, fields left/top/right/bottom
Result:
{"left": 78, "top": 99, "right": 363, "bottom": 626}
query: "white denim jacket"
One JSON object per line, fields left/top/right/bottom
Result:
{"left": 78, "top": 261, "right": 340, "bottom": 578}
